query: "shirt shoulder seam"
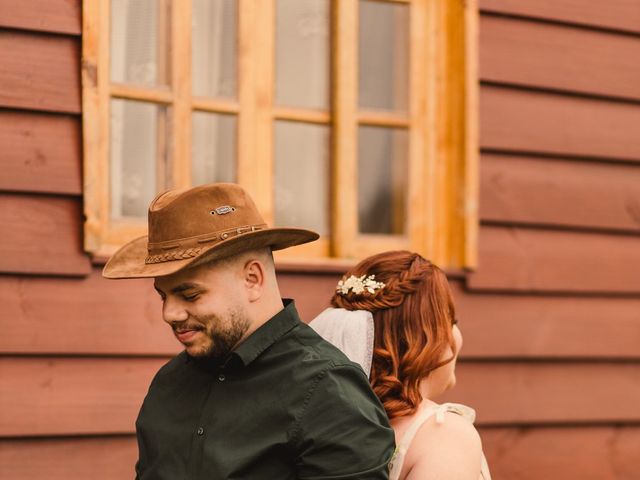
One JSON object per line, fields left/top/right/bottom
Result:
{"left": 289, "top": 359, "right": 336, "bottom": 447}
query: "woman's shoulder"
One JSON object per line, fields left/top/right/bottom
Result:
{"left": 403, "top": 403, "right": 483, "bottom": 479}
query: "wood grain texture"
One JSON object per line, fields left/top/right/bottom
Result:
{"left": 480, "top": 154, "right": 640, "bottom": 232}
{"left": 480, "top": 85, "right": 640, "bottom": 162}
{"left": 0, "top": 0, "right": 81, "bottom": 34}
{"left": 3, "top": 271, "right": 640, "bottom": 359}
{"left": 2, "top": 357, "right": 639, "bottom": 436}
{"left": 441, "top": 361, "right": 640, "bottom": 425}
{"left": 0, "top": 271, "right": 337, "bottom": 355}
{"left": 481, "top": 426, "right": 640, "bottom": 480}
{"left": 480, "top": 14, "right": 640, "bottom": 100}
{"left": 453, "top": 282, "right": 640, "bottom": 359}
{"left": 0, "top": 30, "right": 80, "bottom": 113}
{"left": 0, "top": 194, "right": 91, "bottom": 276}
{"left": 479, "top": 0, "right": 640, "bottom": 34}
{"left": 0, "top": 111, "right": 81, "bottom": 194}
{"left": 0, "top": 436, "right": 137, "bottom": 480}
{"left": 468, "top": 225, "right": 640, "bottom": 293}
{"left": 2, "top": 426, "right": 640, "bottom": 480}
{"left": 0, "top": 273, "right": 176, "bottom": 355}
{"left": 0, "top": 357, "right": 164, "bottom": 436}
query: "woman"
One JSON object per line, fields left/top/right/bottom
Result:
{"left": 311, "top": 251, "right": 491, "bottom": 480}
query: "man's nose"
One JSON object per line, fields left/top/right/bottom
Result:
{"left": 162, "top": 297, "right": 189, "bottom": 324}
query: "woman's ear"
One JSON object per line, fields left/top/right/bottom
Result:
{"left": 243, "top": 259, "right": 265, "bottom": 302}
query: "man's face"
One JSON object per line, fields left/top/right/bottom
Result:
{"left": 154, "top": 260, "right": 252, "bottom": 360}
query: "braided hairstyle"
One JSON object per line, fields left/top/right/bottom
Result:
{"left": 331, "top": 251, "right": 457, "bottom": 419}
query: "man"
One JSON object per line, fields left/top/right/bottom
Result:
{"left": 103, "top": 183, "right": 395, "bottom": 479}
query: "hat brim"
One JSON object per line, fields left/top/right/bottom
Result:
{"left": 102, "top": 228, "right": 319, "bottom": 279}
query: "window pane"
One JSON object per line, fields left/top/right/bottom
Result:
{"left": 358, "top": 126, "right": 408, "bottom": 234}
{"left": 358, "top": 0, "right": 408, "bottom": 111}
{"left": 192, "top": 0, "right": 237, "bottom": 98}
{"left": 110, "top": 99, "right": 165, "bottom": 219}
{"left": 192, "top": 112, "right": 236, "bottom": 185}
{"left": 275, "top": 121, "right": 330, "bottom": 235}
{"left": 111, "top": 0, "right": 170, "bottom": 86}
{"left": 276, "top": 0, "right": 329, "bottom": 109}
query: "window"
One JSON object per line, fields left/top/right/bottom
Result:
{"left": 82, "top": 0, "right": 478, "bottom": 268}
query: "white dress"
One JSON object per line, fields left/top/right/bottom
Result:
{"left": 388, "top": 402, "right": 492, "bottom": 480}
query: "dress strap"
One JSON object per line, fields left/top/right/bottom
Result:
{"left": 388, "top": 403, "right": 478, "bottom": 480}
{"left": 399, "top": 403, "right": 475, "bottom": 455}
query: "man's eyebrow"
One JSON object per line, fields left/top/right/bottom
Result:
{"left": 155, "top": 282, "right": 202, "bottom": 295}
{"left": 171, "top": 283, "right": 201, "bottom": 293}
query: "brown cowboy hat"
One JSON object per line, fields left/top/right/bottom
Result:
{"left": 102, "top": 183, "right": 319, "bottom": 279}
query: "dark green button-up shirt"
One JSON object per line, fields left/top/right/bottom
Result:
{"left": 135, "top": 300, "right": 395, "bottom": 479}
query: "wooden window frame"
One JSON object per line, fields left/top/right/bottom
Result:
{"left": 82, "top": 0, "right": 478, "bottom": 268}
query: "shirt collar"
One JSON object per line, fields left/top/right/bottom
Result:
{"left": 228, "top": 299, "right": 301, "bottom": 368}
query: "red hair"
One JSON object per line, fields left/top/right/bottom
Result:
{"left": 330, "top": 251, "right": 457, "bottom": 419}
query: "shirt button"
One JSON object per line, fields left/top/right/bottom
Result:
{"left": 197, "top": 427, "right": 204, "bottom": 436}
{"left": 218, "top": 373, "right": 226, "bottom": 382}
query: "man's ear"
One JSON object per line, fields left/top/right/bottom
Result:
{"left": 243, "top": 259, "right": 265, "bottom": 302}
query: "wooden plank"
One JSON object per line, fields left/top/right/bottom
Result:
{"left": 480, "top": 154, "right": 640, "bottom": 233}
{"left": 480, "top": 14, "right": 640, "bottom": 101}
{"left": 0, "top": 437, "right": 137, "bottom": 480}
{"left": 452, "top": 282, "right": 640, "bottom": 359}
{"left": 81, "top": 0, "right": 111, "bottom": 256}
{"left": 0, "top": 111, "right": 81, "bottom": 195}
{"left": 110, "top": 84, "right": 173, "bottom": 104}
{"left": 0, "top": 0, "right": 81, "bottom": 35}
{"left": 0, "top": 270, "right": 336, "bottom": 355}
{"left": 0, "top": 31, "right": 80, "bottom": 113}
{"left": 272, "top": 106, "right": 330, "bottom": 124}
{"left": 169, "top": 0, "right": 192, "bottom": 189}
{"left": 468, "top": 226, "right": 640, "bottom": 293}
{"left": 2, "top": 357, "right": 639, "bottom": 436}
{"left": 3, "top": 426, "right": 640, "bottom": 480}
{"left": 481, "top": 85, "right": 640, "bottom": 162}
{"left": 331, "top": 0, "right": 359, "bottom": 258}
{"left": 0, "top": 194, "right": 91, "bottom": 276}
{"left": 479, "top": 0, "right": 640, "bottom": 35}
{"left": 481, "top": 426, "right": 640, "bottom": 480}
{"left": 0, "top": 273, "right": 176, "bottom": 355}
{"left": 441, "top": 362, "right": 640, "bottom": 425}
{"left": 0, "top": 357, "right": 164, "bottom": 436}
{"left": 236, "top": 0, "right": 275, "bottom": 221}
{"left": 4, "top": 269, "right": 639, "bottom": 359}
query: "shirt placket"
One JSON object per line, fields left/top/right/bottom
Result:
{"left": 185, "top": 365, "right": 228, "bottom": 479}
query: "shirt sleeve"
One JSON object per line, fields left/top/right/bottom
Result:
{"left": 293, "top": 363, "right": 396, "bottom": 479}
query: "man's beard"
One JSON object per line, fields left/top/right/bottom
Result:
{"left": 178, "top": 307, "right": 251, "bottom": 361}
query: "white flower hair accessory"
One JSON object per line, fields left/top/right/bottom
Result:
{"left": 336, "top": 274, "right": 386, "bottom": 295}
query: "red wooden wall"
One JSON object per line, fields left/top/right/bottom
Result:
{"left": 1, "top": 0, "right": 640, "bottom": 478}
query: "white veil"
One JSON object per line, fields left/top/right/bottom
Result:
{"left": 310, "top": 308, "right": 375, "bottom": 378}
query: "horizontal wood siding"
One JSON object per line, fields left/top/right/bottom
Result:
{"left": 481, "top": 426, "right": 640, "bottom": 479}
{"left": 0, "top": 30, "right": 80, "bottom": 113}
{"left": 0, "top": 357, "right": 160, "bottom": 436}
{"left": 481, "top": 85, "right": 640, "bottom": 162}
{"left": 3, "top": 356, "right": 639, "bottom": 437}
{"left": 0, "top": 437, "right": 137, "bottom": 480}
{"left": 480, "top": 153, "right": 640, "bottom": 233}
{"left": 481, "top": 14, "right": 640, "bottom": 100}
{"left": 0, "top": 194, "right": 90, "bottom": 276}
{"left": 4, "top": 427, "right": 640, "bottom": 480}
{"left": 479, "top": 0, "right": 640, "bottom": 34}
{"left": 468, "top": 226, "right": 640, "bottom": 293}
{"left": 472, "top": 2, "right": 640, "bottom": 477}
{"left": 1, "top": 1, "right": 640, "bottom": 479}
{"left": 0, "top": 110, "right": 82, "bottom": 194}
{"left": 4, "top": 273, "right": 640, "bottom": 360}
{"left": 0, "top": 0, "right": 81, "bottom": 34}
{"left": 453, "top": 284, "right": 640, "bottom": 359}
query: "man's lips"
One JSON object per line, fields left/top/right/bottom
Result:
{"left": 173, "top": 326, "right": 203, "bottom": 343}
